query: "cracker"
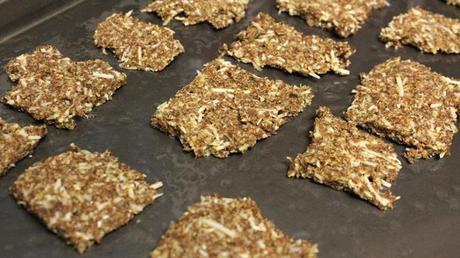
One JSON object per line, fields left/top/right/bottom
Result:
{"left": 345, "top": 57, "right": 460, "bottom": 163}
{"left": 226, "top": 13, "right": 355, "bottom": 78}
{"left": 142, "top": 0, "right": 250, "bottom": 29}
{"left": 10, "top": 144, "right": 163, "bottom": 253}
{"left": 3, "top": 45, "right": 127, "bottom": 129}
{"left": 94, "top": 12, "right": 184, "bottom": 72}
{"left": 380, "top": 7, "right": 460, "bottom": 54}
{"left": 0, "top": 119, "right": 47, "bottom": 176}
{"left": 289, "top": 107, "right": 402, "bottom": 210}
{"left": 151, "top": 195, "right": 318, "bottom": 257}
{"left": 152, "top": 58, "right": 313, "bottom": 158}
{"left": 277, "top": 0, "right": 388, "bottom": 37}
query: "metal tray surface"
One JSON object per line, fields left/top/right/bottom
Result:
{"left": 0, "top": 0, "right": 459, "bottom": 257}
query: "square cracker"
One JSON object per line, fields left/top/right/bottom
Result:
{"left": 94, "top": 12, "right": 184, "bottom": 72}
{"left": 3, "top": 45, "right": 127, "bottom": 129}
{"left": 10, "top": 145, "right": 163, "bottom": 253}
{"left": 289, "top": 107, "right": 402, "bottom": 210}
{"left": 380, "top": 7, "right": 460, "bottom": 54}
{"left": 152, "top": 58, "right": 313, "bottom": 158}
{"left": 151, "top": 195, "right": 318, "bottom": 257}
{"left": 345, "top": 57, "right": 460, "bottom": 162}
{"left": 277, "top": 0, "right": 388, "bottom": 37}
{"left": 142, "top": 0, "right": 250, "bottom": 29}
{"left": 0, "top": 119, "right": 47, "bottom": 176}
{"left": 226, "top": 13, "right": 355, "bottom": 78}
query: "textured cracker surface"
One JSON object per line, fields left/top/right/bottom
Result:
{"left": 276, "top": 0, "right": 388, "bottom": 37}
{"left": 346, "top": 57, "right": 460, "bottom": 162}
{"left": 151, "top": 195, "right": 318, "bottom": 257}
{"left": 3, "top": 45, "right": 127, "bottom": 129}
{"left": 0, "top": 119, "right": 47, "bottom": 176}
{"left": 380, "top": 7, "right": 460, "bottom": 54}
{"left": 142, "top": 0, "right": 250, "bottom": 29}
{"left": 152, "top": 58, "right": 313, "bottom": 158}
{"left": 10, "top": 145, "right": 163, "bottom": 253}
{"left": 289, "top": 107, "right": 402, "bottom": 210}
{"left": 94, "top": 12, "right": 184, "bottom": 72}
{"left": 226, "top": 13, "right": 355, "bottom": 78}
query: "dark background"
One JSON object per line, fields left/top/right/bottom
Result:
{"left": 0, "top": 0, "right": 459, "bottom": 257}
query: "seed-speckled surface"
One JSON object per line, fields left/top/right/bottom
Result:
{"left": 289, "top": 107, "right": 402, "bottom": 210}
{"left": 227, "top": 13, "right": 355, "bottom": 78}
{"left": 10, "top": 145, "right": 163, "bottom": 253}
{"left": 380, "top": 7, "right": 460, "bottom": 54}
{"left": 142, "top": 0, "right": 250, "bottom": 29}
{"left": 346, "top": 57, "right": 460, "bottom": 163}
{"left": 0, "top": 1, "right": 460, "bottom": 258}
{"left": 152, "top": 58, "right": 313, "bottom": 158}
{"left": 3, "top": 45, "right": 127, "bottom": 129}
{"left": 94, "top": 12, "right": 184, "bottom": 72}
{"left": 0, "top": 118, "right": 47, "bottom": 176}
{"left": 151, "top": 195, "right": 318, "bottom": 258}
{"left": 276, "top": 0, "right": 388, "bottom": 37}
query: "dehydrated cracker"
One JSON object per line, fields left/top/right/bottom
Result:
{"left": 151, "top": 195, "right": 318, "bottom": 257}
{"left": 289, "top": 107, "right": 402, "bottom": 210}
{"left": 142, "top": 0, "right": 250, "bottom": 29}
{"left": 94, "top": 12, "right": 184, "bottom": 72}
{"left": 380, "top": 7, "right": 460, "bottom": 54}
{"left": 10, "top": 145, "right": 163, "bottom": 253}
{"left": 226, "top": 13, "right": 355, "bottom": 78}
{"left": 0, "top": 119, "right": 47, "bottom": 176}
{"left": 3, "top": 45, "right": 127, "bottom": 129}
{"left": 277, "top": 0, "right": 388, "bottom": 37}
{"left": 346, "top": 57, "right": 460, "bottom": 162}
{"left": 152, "top": 58, "right": 313, "bottom": 158}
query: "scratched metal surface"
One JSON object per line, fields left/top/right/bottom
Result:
{"left": 0, "top": 0, "right": 459, "bottom": 257}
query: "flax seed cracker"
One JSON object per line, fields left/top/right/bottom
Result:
{"left": 151, "top": 195, "right": 318, "bottom": 257}
{"left": 3, "top": 45, "right": 127, "bottom": 129}
{"left": 10, "top": 145, "right": 163, "bottom": 253}
{"left": 289, "top": 107, "right": 402, "bottom": 210}
{"left": 152, "top": 58, "right": 313, "bottom": 158}
{"left": 346, "top": 57, "right": 460, "bottom": 162}
{"left": 226, "top": 13, "right": 355, "bottom": 78}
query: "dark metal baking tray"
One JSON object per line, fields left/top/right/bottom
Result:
{"left": 0, "top": 0, "right": 459, "bottom": 257}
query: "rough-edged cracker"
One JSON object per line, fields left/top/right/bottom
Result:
{"left": 151, "top": 195, "right": 318, "bottom": 257}
{"left": 94, "top": 12, "right": 184, "bottom": 72}
{"left": 346, "top": 57, "right": 460, "bottom": 163}
{"left": 152, "top": 58, "right": 313, "bottom": 158}
{"left": 10, "top": 145, "right": 163, "bottom": 253}
{"left": 0, "top": 119, "right": 47, "bottom": 176}
{"left": 226, "top": 13, "right": 355, "bottom": 78}
{"left": 3, "top": 45, "right": 127, "bottom": 129}
{"left": 380, "top": 7, "right": 460, "bottom": 54}
{"left": 142, "top": 0, "right": 250, "bottom": 29}
{"left": 277, "top": 0, "right": 388, "bottom": 37}
{"left": 289, "top": 107, "right": 402, "bottom": 210}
